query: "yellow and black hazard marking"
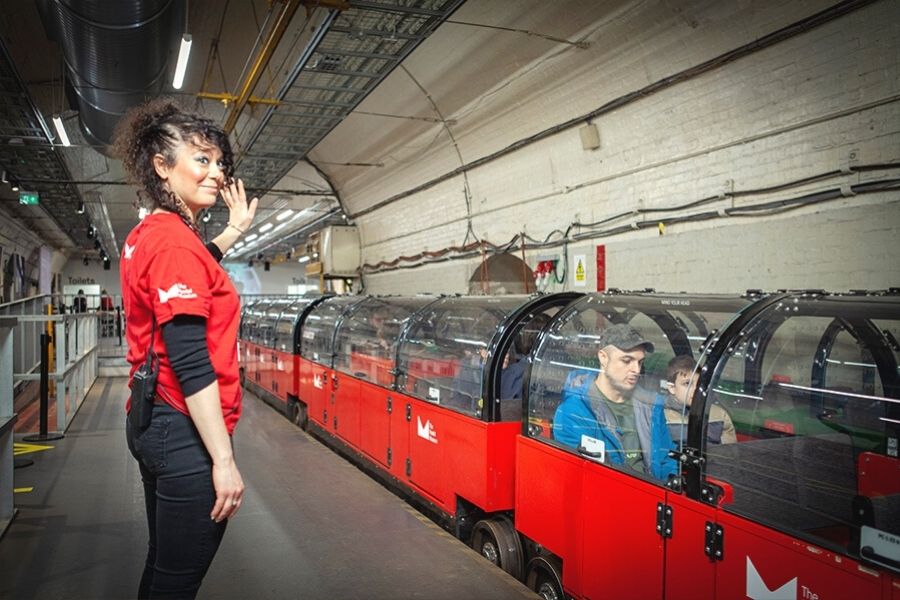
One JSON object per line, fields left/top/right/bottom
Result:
{"left": 13, "top": 442, "right": 54, "bottom": 457}
{"left": 14, "top": 487, "right": 34, "bottom": 494}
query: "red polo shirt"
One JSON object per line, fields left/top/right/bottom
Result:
{"left": 120, "top": 212, "right": 242, "bottom": 434}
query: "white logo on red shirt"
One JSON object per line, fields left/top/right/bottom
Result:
{"left": 124, "top": 242, "right": 136, "bottom": 259}
{"left": 158, "top": 283, "right": 197, "bottom": 304}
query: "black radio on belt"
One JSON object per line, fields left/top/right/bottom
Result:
{"left": 128, "top": 317, "right": 159, "bottom": 432}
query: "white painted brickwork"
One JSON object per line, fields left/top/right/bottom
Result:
{"left": 352, "top": 0, "right": 900, "bottom": 295}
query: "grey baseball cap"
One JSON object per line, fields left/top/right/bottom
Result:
{"left": 598, "top": 324, "right": 655, "bottom": 353}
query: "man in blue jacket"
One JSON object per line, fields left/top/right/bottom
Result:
{"left": 553, "top": 324, "right": 677, "bottom": 482}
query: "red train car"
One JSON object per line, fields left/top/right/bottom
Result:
{"left": 518, "top": 290, "right": 900, "bottom": 599}
{"left": 240, "top": 295, "right": 331, "bottom": 422}
{"left": 295, "top": 293, "right": 578, "bottom": 563}
{"left": 239, "top": 290, "right": 900, "bottom": 598}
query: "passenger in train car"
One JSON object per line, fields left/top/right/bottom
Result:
{"left": 553, "top": 324, "right": 677, "bottom": 481}
{"left": 370, "top": 308, "right": 391, "bottom": 352}
{"left": 662, "top": 355, "right": 736, "bottom": 446}
{"left": 498, "top": 314, "right": 551, "bottom": 421}
{"left": 114, "top": 98, "right": 258, "bottom": 599}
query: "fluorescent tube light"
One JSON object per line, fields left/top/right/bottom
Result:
{"left": 298, "top": 256, "right": 310, "bottom": 263}
{"left": 53, "top": 115, "right": 71, "bottom": 147}
{"left": 172, "top": 34, "right": 193, "bottom": 90}
{"left": 245, "top": 233, "right": 258, "bottom": 242}
{"left": 259, "top": 222, "right": 273, "bottom": 232}
{"left": 277, "top": 209, "right": 294, "bottom": 221}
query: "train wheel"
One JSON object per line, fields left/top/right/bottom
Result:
{"left": 471, "top": 517, "right": 523, "bottom": 580}
{"left": 525, "top": 556, "right": 563, "bottom": 600}
{"left": 290, "top": 401, "right": 308, "bottom": 430}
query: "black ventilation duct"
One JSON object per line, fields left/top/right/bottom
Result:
{"left": 37, "top": 0, "right": 184, "bottom": 155}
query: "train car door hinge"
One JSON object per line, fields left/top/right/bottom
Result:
{"left": 704, "top": 522, "right": 724, "bottom": 561}
{"left": 387, "top": 447, "right": 392, "bottom": 466}
{"left": 405, "top": 404, "right": 411, "bottom": 422}
{"left": 656, "top": 503, "right": 673, "bottom": 539}
{"left": 387, "top": 396, "right": 392, "bottom": 413}
{"left": 405, "top": 458, "right": 412, "bottom": 476}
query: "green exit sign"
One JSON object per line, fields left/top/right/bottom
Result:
{"left": 18, "top": 191, "right": 39, "bottom": 205}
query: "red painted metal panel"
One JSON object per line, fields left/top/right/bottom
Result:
{"left": 664, "top": 494, "right": 717, "bottom": 600}
{"left": 891, "top": 574, "right": 900, "bottom": 600}
{"left": 580, "top": 466, "right": 666, "bottom": 600}
{"left": 714, "top": 509, "right": 884, "bottom": 600}
{"left": 289, "top": 354, "right": 299, "bottom": 399}
{"left": 595, "top": 245, "right": 606, "bottom": 292}
{"left": 298, "top": 357, "right": 329, "bottom": 427}
{"left": 515, "top": 436, "right": 585, "bottom": 596}
{"left": 358, "top": 378, "right": 391, "bottom": 468}
{"left": 406, "top": 399, "right": 455, "bottom": 510}
{"left": 271, "top": 348, "right": 293, "bottom": 407}
{"left": 482, "top": 422, "right": 520, "bottom": 512}
{"left": 241, "top": 341, "right": 257, "bottom": 383}
{"left": 332, "top": 373, "right": 361, "bottom": 448}
{"left": 257, "top": 347, "right": 274, "bottom": 393}
{"left": 389, "top": 393, "right": 411, "bottom": 482}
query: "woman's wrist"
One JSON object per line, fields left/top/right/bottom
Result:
{"left": 227, "top": 222, "right": 246, "bottom": 234}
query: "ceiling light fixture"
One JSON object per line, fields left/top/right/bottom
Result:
{"left": 259, "top": 222, "right": 273, "bottom": 233}
{"left": 10, "top": 180, "right": 19, "bottom": 192}
{"left": 277, "top": 209, "right": 294, "bottom": 221}
{"left": 298, "top": 255, "right": 310, "bottom": 263}
{"left": 52, "top": 115, "right": 71, "bottom": 147}
{"left": 172, "top": 34, "right": 193, "bottom": 90}
{"left": 76, "top": 200, "right": 85, "bottom": 214}
{"left": 245, "top": 233, "right": 258, "bottom": 242}
{"left": 202, "top": 210, "right": 211, "bottom": 223}
{"left": 234, "top": 241, "right": 244, "bottom": 249}
{"left": 138, "top": 207, "right": 149, "bottom": 220}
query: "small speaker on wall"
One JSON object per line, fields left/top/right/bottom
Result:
{"left": 579, "top": 122, "right": 600, "bottom": 150}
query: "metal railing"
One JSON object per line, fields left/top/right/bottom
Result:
{"left": 0, "top": 294, "right": 101, "bottom": 432}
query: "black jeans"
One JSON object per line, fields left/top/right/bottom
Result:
{"left": 126, "top": 403, "right": 228, "bottom": 599}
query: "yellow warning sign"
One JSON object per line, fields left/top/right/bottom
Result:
{"left": 573, "top": 254, "right": 587, "bottom": 287}
{"left": 13, "top": 442, "right": 54, "bottom": 457}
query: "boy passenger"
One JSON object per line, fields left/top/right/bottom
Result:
{"left": 663, "top": 355, "right": 736, "bottom": 446}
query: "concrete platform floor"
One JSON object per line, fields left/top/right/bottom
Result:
{"left": 1, "top": 377, "right": 534, "bottom": 599}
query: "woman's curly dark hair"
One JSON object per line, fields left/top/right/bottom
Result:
{"left": 111, "top": 98, "right": 234, "bottom": 233}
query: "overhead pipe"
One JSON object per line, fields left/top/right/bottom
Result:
{"left": 37, "top": 0, "right": 184, "bottom": 155}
